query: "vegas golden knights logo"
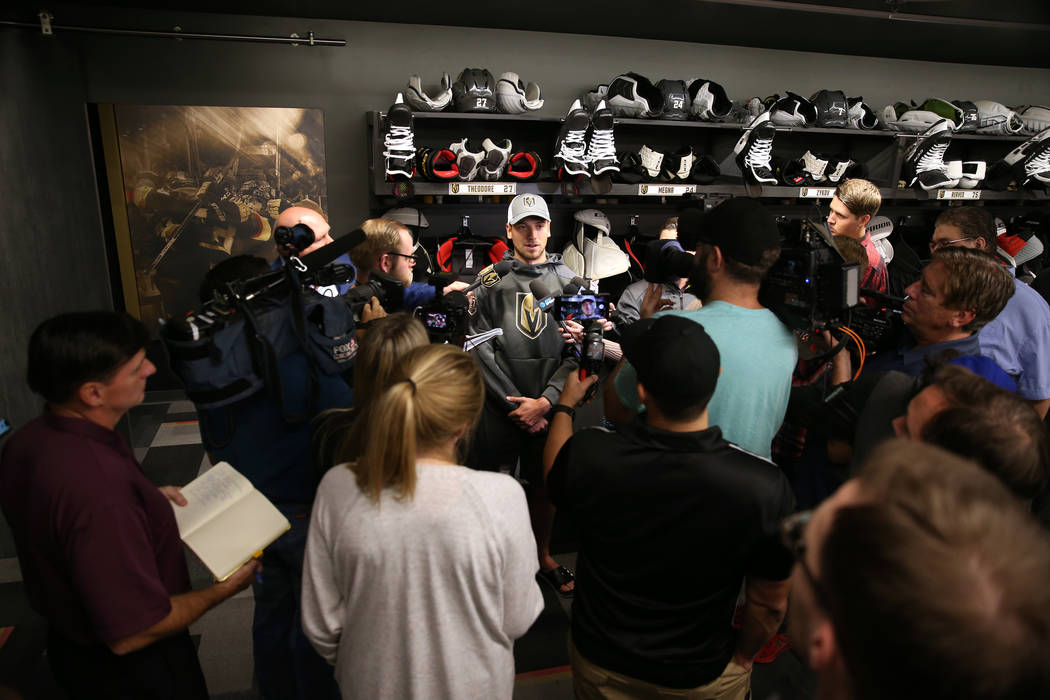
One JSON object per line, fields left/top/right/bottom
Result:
{"left": 516, "top": 292, "right": 546, "bottom": 339}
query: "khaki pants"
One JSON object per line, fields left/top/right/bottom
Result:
{"left": 569, "top": 637, "right": 751, "bottom": 700}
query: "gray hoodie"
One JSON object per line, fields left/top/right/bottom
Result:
{"left": 471, "top": 252, "right": 579, "bottom": 409}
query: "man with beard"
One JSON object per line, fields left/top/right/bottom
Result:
{"left": 349, "top": 217, "right": 417, "bottom": 289}
{"left": 350, "top": 217, "right": 467, "bottom": 311}
{"left": 607, "top": 199, "right": 796, "bottom": 459}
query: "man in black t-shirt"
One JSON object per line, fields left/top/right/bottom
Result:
{"left": 543, "top": 315, "right": 795, "bottom": 699}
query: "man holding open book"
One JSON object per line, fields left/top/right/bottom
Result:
{"left": 0, "top": 311, "right": 260, "bottom": 699}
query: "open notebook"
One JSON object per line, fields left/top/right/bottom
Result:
{"left": 172, "top": 462, "right": 291, "bottom": 581}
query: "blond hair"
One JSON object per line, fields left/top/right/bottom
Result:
{"left": 352, "top": 313, "right": 429, "bottom": 405}
{"left": 349, "top": 218, "right": 406, "bottom": 274}
{"left": 835, "top": 179, "right": 881, "bottom": 219}
{"left": 313, "top": 314, "right": 429, "bottom": 471}
{"left": 347, "top": 344, "right": 483, "bottom": 503}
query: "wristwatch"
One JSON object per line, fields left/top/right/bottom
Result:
{"left": 550, "top": 403, "right": 576, "bottom": 420}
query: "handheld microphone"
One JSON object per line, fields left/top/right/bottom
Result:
{"left": 528, "top": 278, "right": 564, "bottom": 312}
{"left": 462, "top": 261, "right": 514, "bottom": 294}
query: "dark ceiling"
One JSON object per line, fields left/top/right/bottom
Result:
{"left": 10, "top": 0, "right": 1050, "bottom": 68}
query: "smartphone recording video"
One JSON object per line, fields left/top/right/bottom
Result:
{"left": 554, "top": 293, "right": 609, "bottom": 322}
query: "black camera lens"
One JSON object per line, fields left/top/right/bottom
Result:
{"left": 275, "top": 223, "right": 315, "bottom": 253}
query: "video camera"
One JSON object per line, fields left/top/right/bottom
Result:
{"left": 415, "top": 273, "right": 471, "bottom": 343}
{"left": 161, "top": 255, "right": 360, "bottom": 414}
{"left": 344, "top": 271, "right": 406, "bottom": 315}
{"left": 274, "top": 223, "right": 317, "bottom": 255}
{"left": 760, "top": 218, "right": 902, "bottom": 353}
{"left": 643, "top": 239, "right": 695, "bottom": 284}
{"left": 530, "top": 277, "right": 608, "bottom": 379}
{"left": 414, "top": 261, "right": 515, "bottom": 345}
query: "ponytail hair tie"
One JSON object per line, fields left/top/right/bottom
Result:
{"left": 405, "top": 378, "right": 417, "bottom": 395}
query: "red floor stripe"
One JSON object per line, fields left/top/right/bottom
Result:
{"left": 515, "top": 665, "right": 571, "bottom": 680}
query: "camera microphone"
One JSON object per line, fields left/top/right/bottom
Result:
{"left": 295, "top": 228, "right": 368, "bottom": 269}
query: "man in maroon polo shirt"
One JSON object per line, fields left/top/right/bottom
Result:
{"left": 0, "top": 311, "right": 259, "bottom": 699}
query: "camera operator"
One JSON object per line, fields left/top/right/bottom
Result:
{"left": 273, "top": 205, "right": 353, "bottom": 298}
{"left": 927, "top": 206, "right": 1050, "bottom": 418}
{"left": 607, "top": 199, "right": 797, "bottom": 460}
{"left": 616, "top": 216, "right": 700, "bottom": 324}
{"left": 862, "top": 247, "right": 1014, "bottom": 377}
{"left": 194, "top": 255, "right": 350, "bottom": 700}
{"left": 350, "top": 218, "right": 469, "bottom": 314}
{"left": 544, "top": 315, "right": 794, "bottom": 698}
{"left": 467, "top": 193, "right": 579, "bottom": 597}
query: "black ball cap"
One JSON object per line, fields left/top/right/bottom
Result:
{"left": 680, "top": 199, "right": 780, "bottom": 265}
{"left": 620, "top": 314, "right": 720, "bottom": 407}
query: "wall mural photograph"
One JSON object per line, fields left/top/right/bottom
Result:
{"left": 102, "top": 105, "right": 328, "bottom": 328}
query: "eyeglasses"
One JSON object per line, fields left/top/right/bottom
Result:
{"left": 929, "top": 236, "right": 976, "bottom": 251}
{"left": 385, "top": 251, "right": 417, "bottom": 265}
{"left": 780, "top": 510, "right": 833, "bottom": 611}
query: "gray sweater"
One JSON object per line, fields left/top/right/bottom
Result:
{"left": 616, "top": 280, "right": 699, "bottom": 323}
{"left": 302, "top": 462, "right": 543, "bottom": 699}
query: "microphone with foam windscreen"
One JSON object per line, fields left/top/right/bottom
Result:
{"left": 297, "top": 228, "right": 368, "bottom": 270}
{"left": 529, "top": 277, "right": 564, "bottom": 312}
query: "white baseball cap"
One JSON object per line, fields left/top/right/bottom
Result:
{"left": 507, "top": 194, "right": 550, "bottom": 225}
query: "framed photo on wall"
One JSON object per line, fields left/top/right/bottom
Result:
{"left": 96, "top": 104, "right": 328, "bottom": 329}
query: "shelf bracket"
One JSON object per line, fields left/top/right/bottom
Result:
{"left": 38, "top": 10, "right": 53, "bottom": 36}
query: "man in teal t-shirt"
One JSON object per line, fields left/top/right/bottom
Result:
{"left": 608, "top": 200, "right": 797, "bottom": 459}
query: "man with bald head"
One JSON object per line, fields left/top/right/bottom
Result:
{"left": 271, "top": 204, "right": 353, "bottom": 297}
{"left": 275, "top": 205, "right": 335, "bottom": 257}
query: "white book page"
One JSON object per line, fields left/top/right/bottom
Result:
{"left": 182, "top": 489, "right": 290, "bottom": 581}
{"left": 172, "top": 462, "right": 254, "bottom": 538}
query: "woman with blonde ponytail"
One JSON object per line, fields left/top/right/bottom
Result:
{"left": 302, "top": 344, "right": 543, "bottom": 699}
{"left": 310, "top": 313, "right": 429, "bottom": 472}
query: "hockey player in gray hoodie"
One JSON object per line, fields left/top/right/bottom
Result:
{"left": 468, "top": 194, "right": 579, "bottom": 597}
